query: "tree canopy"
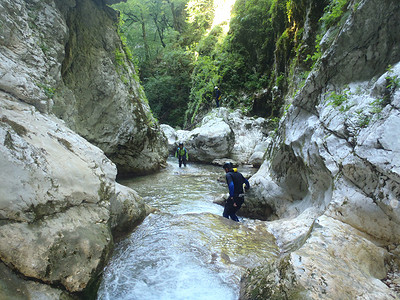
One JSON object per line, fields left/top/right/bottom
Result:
{"left": 113, "top": 0, "right": 341, "bottom": 128}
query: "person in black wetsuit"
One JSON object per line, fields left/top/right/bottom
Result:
{"left": 222, "top": 162, "right": 250, "bottom": 221}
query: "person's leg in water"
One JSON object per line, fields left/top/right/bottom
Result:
{"left": 233, "top": 196, "right": 244, "bottom": 221}
{"left": 223, "top": 198, "right": 239, "bottom": 222}
{"left": 182, "top": 156, "right": 187, "bottom": 167}
{"left": 178, "top": 156, "right": 183, "bottom": 167}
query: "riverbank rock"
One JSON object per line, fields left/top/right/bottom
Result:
{"left": 0, "top": 262, "right": 75, "bottom": 300}
{"left": 161, "top": 108, "right": 272, "bottom": 165}
{"left": 0, "top": 95, "right": 150, "bottom": 297}
{"left": 242, "top": 0, "right": 400, "bottom": 298}
{"left": 160, "top": 124, "right": 179, "bottom": 154}
{"left": 240, "top": 216, "right": 397, "bottom": 300}
{"left": 110, "top": 183, "right": 155, "bottom": 240}
{"left": 241, "top": 216, "right": 394, "bottom": 299}
{"left": 0, "top": 0, "right": 168, "bottom": 176}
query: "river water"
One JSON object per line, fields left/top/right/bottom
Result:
{"left": 97, "top": 158, "right": 278, "bottom": 300}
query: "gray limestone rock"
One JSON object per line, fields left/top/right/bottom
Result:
{"left": 0, "top": 0, "right": 168, "bottom": 176}
{"left": 243, "top": 0, "right": 400, "bottom": 298}
{"left": 0, "top": 94, "right": 152, "bottom": 297}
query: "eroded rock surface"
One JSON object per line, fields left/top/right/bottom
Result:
{"left": 241, "top": 0, "right": 400, "bottom": 298}
{"left": 0, "top": 95, "right": 151, "bottom": 297}
{"left": 0, "top": 0, "right": 168, "bottom": 176}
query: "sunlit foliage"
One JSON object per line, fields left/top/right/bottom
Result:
{"left": 113, "top": 0, "right": 333, "bottom": 127}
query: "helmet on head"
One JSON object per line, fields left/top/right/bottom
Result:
{"left": 222, "top": 162, "right": 233, "bottom": 170}
{"left": 215, "top": 86, "right": 218, "bottom": 89}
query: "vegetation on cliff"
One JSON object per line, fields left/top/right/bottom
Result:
{"left": 112, "top": 0, "right": 356, "bottom": 128}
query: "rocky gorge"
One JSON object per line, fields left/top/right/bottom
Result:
{"left": 164, "top": 0, "right": 400, "bottom": 297}
{"left": 1, "top": 0, "right": 165, "bottom": 298}
{"left": 0, "top": 0, "right": 400, "bottom": 299}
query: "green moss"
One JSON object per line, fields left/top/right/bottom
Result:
{"left": 242, "top": 255, "right": 307, "bottom": 300}
{"left": 320, "top": 0, "right": 349, "bottom": 29}
{"left": 36, "top": 82, "right": 55, "bottom": 99}
{"left": 114, "top": 48, "right": 128, "bottom": 72}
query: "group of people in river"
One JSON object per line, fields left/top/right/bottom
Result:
{"left": 175, "top": 142, "right": 250, "bottom": 222}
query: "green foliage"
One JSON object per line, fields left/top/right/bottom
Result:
{"left": 197, "top": 25, "right": 224, "bottom": 56}
{"left": 113, "top": 0, "right": 217, "bottom": 127}
{"left": 304, "top": 34, "right": 322, "bottom": 67}
{"left": 228, "top": 0, "right": 275, "bottom": 75}
{"left": 326, "top": 88, "right": 350, "bottom": 108}
{"left": 114, "top": 49, "right": 125, "bottom": 67}
{"left": 270, "top": 116, "right": 280, "bottom": 125}
{"left": 369, "top": 98, "right": 386, "bottom": 115}
{"left": 37, "top": 83, "right": 55, "bottom": 99}
{"left": 304, "top": 0, "right": 349, "bottom": 73}
{"left": 143, "top": 48, "right": 194, "bottom": 127}
{"left": 183, "top": 0, "right": 214, "bottom": 46}
{"left": 186, "top": 55, "right": 221, "bottom": 125}
{"left": 385, "top": 65, "right": 400, "bottom": 91}
{"left": 355, "top": 109, "right": 370, "bottom": 128}
{"left": 386, "top": 75, "right": 400, "bottom": 90}
{"left": 368, "top": 65, "right": 399, "bottom": 116}
{"left": 112, "top": 0, "right": 338, "bottom": 127}
{"left": 320, "top": 0, "right": 349, "bottom": 29}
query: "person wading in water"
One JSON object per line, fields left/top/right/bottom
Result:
{"left": 222, "top": 162, "right": 250, "bottom": 221}
{"left": 175, "top": 142, "right": 189, "bottom": 167}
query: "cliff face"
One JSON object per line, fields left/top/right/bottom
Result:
{"left": 242, "top": 0, "right": 400, "bottom": 298}
{"left": 0, "top": 0, "right": 164, "bottom": 298}
{"left": 0, "top": 0, "right": 168, "bottom": 176}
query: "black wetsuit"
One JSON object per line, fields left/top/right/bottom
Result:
{"left": 223, "top": 169, "right": 250, "bottom": 221}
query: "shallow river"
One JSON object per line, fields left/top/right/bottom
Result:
{"left": 97, "top": 158, "right": 278, "bottom": 300}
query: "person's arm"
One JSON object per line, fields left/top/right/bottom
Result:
{"left": 185, "top": 149, "right": 189, "bottom": 160}
{"left": 226, "top": 173, "right": 235, "bottom": 198}
{"left": 243, "top": 177, "right": 250, "bottom": 190}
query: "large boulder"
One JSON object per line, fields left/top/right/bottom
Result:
{"left": 0, "top": 0, "right": 168, "bottom": 176}
{"left": 185, "top": 115, "right": 235, "bottom": 162}
{"left": 160, "top": 124, "right": 179, "bottom": 155}
{"left": 161, "top": 108, "right": 271, "bottom": 164}
{"left": 110, "top": 183, "right": 155, "bottom": 240}
{"left": 218, "top": 109, "right": 270, "bottom": 165}
{"left": 0, "top": 94, "right": 150, "bottom": 297}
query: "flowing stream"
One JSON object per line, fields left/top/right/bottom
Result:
{"left": 97, "top": 158, "right": 278, "bottom": 300}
